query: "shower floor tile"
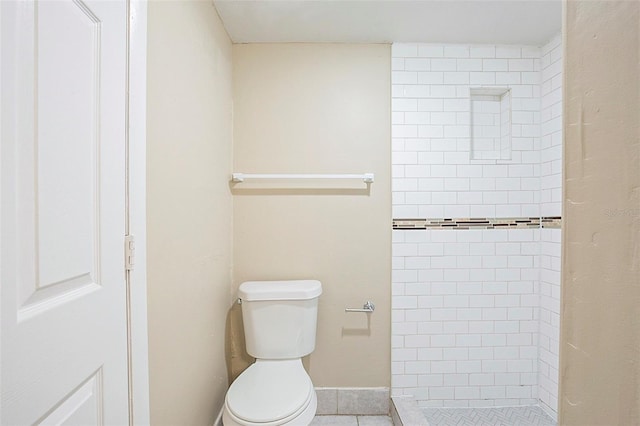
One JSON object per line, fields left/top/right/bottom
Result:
{"left": 422, "top": 406, "right": 556, "bottom": 426}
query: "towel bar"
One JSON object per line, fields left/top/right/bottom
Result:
{"left": 231, "top": 173, "right": 374, "bottom": 183}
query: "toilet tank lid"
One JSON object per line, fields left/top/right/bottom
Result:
{"left": 239, "top": 280, "right": 322, "bottom": 301}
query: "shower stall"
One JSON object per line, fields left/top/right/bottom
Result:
{"left": 390, "top": 37, "right": 562, "bottom": 422}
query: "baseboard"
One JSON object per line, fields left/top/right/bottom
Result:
{"left": 315, "top": 387, "right": 390, "bottom": 416}
{"left": 217, "top": 387, "right": 392, "bottom": 423}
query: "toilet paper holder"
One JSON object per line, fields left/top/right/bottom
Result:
{"left": 345, "top": 301, "right": 375, "bottom": 313}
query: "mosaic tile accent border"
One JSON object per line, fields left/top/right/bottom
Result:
{"left": 541, "top": 216, "right": 562, "bottom": 229}
{"left": 393, "top": 216, "right": 562, "bottom": 230}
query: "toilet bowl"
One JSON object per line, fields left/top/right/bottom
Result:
{"left": 222, "top": 280, "right": 322, "bottom": 426}
{"left": 222, "top": 359, "right": 317, "bottom": 426}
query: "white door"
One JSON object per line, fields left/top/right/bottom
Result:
{"left": 1, "top": 0, "right": 130, "bottom": 424}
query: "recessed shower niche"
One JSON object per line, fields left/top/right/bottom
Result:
{"left": 470, "top": 87, "right": 512, "bottom": 160}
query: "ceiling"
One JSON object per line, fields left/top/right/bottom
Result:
{"left": 213, "top": 0, "right": 562, "bottom": 46}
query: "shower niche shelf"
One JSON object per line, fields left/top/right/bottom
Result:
{"left": 469, "top": 87, "right": 512, "bottom": 161}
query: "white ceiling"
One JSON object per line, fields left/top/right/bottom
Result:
{"left": 213, "top": 0, "right": 562, "bottom": 46}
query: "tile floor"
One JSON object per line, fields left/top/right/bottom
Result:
{"left": 310, "top": 415, "right": 394, "bottom": 425}
{"left": 422, "top": 406, "right": 556, "bottom": 426}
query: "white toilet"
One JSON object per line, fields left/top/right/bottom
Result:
{"left": 223, "top": 280, "right": 322, "bottom": 426}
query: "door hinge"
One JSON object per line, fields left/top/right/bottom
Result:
{"left": 125, "top": 234, "right": 135, "bottom": 271}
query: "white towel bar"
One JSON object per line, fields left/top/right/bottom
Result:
{"left": 231, "top": 173, "right": 375, "bottom": 183}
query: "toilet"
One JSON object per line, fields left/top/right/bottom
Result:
{"left": 223, "top": 280, "right": 322, "bottom": 426}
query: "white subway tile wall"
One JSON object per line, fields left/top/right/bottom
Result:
{"left": 540, "top": 34, "right": 563, "bottom": 218}
{"left": 537, "top": 35, "right": 562, "bottom": 419}
{"left": 392, "top": 43, "right": 542, "bottom": 219}
{"left": 538, "top": 228, "right": 560, "bottom": 419}
{"left": 392, "top": 228, "right": 540, "bottom": 408}
{"left": 391, "top": 39, "right": 562, "bottom": 418}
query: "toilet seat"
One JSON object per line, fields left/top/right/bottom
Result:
{"left": 225, "top": 359, "right": 313, "bottom": 425}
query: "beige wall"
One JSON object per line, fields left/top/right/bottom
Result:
{"left": 146, "top": 1, "right": 233, "bottom": 424}
{"left": 231, "top": 44, "right": 391, "bottom": 387}
{"left": 560, "top": 1, "right": 640, "bottom": 424}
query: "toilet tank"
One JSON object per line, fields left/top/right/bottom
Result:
{"left": 238, "top": 280, "right": 322, "bottom": 359}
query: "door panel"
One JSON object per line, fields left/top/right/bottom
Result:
{"left": 35, "top": 0, "right": 100, "bottom": 293}
{"left": 1, "top": 0, "right": 129, "bottom": 424}
{"left": 37, "top": 369, "right": 103, "bottom": 426}
{"left": 18, "top": 0, "right": 103, "bottom": 317}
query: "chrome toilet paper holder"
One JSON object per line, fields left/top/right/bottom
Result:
{"left": 345, "top": 301, "right": 375, "bottom": 313}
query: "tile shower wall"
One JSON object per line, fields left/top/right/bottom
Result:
{"left": 391, "top": 39, "right": 562, "bottom": 415}
{"left": 538, "top": 228, "right": 560, "bottom": 418}
{"left": 392, "top": 228, "right": 540, "bottom": 407}
{"left": 392, "top": 43, "right": 541, "bottom": 219}
{"left": 538, "top": 35, "right": 562, "bottom": 419}
{"left": 540, "top": 35, "right": 563, "bottom": 218}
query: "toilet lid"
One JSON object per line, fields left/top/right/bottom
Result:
{"left": 226, "top": 360, "right": 313, "bottom": 423}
